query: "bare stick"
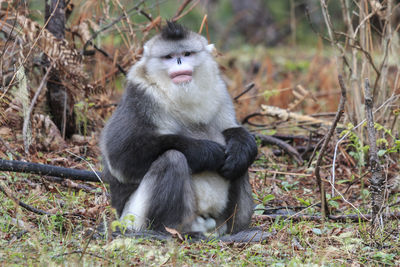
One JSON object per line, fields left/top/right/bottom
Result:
{"left": 22, "top": 64, "right": 53, "bottom": 154}
{"left": 172, "top": 0, "right": 193, "bottom": 20}
{"left": 0, "top": 159, "right": 101, "bottom": 182}
{"left": 234, "top": 83, "right": 255, "bottom": 101}
{"left": 0, "top": 183, "right": 51, "bottom": 215}
{"left": 0, "top": 137, "right": 21, "bottom": 160}
{"left": 82, "top": 0, "right": 146, "bottom": 52}
{"left": 255, "top": 134, "right": 303, "bottom": 165}
{"left": 314, "top": 75, "right": 347, "bottom": 219}
{"left": 253, "top": 212, "right": 400, "bottom": 223}
{"left": 364, "top": 79, "right": 385, "bottom": 228}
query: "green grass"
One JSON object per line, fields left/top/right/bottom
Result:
{"left": 1, "top": 169, "right": 399, "bottom": 266}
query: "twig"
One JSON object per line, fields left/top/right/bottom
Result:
{"left": 66, "top": 150, "right": 107, "bottom": 193}
{"left": 172, "top": 0, "right": 193, "bottom": 20}
{"left": 314, "top": 75, "right": 347, "bottom": 219}
{"left": 242, "top": 113, "right": 268, "bottom": 127}
{"left": 364, "top": 78, "right": 385, "bottom": 228}
{"left": 1, "top": 1, "right": 61, "bottom": 102}
{"left": 171, "top": 0, "right": 200, "bottom": 22}
{"left": 0, "top": 182, "right": 52, "bottom": 215}
{"left": 332, "top": 95, "right": 398, "bottom": 194}
{"left": 255, "top": 134, "right": 303, "bottom": 165}
{"left": 83, "top": 44, "right": 126, "bottom": 75}
{"left": 82, "top": 0, "right": 146, "bottom": 52}
{"left": 0, "top": 137, "right": 21, "bottom": 160}
{"left": 22, "top": 64, "right": 53, "bottom": 154}
{"left": 234, "top": 83, "right": 255, "bottom": 101}
{"left": 253, "top": 212, "right": 400, "bottom": 223}
{"left": 307, "top": 137, "right": 325, "bottom": 168}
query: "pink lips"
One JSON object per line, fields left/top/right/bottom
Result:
{"left": 169, "top": 70, "right": 193, "bottom": 84}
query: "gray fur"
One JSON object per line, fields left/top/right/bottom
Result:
{"left": 100, "top": 22, "right": 257, "bottom": 235}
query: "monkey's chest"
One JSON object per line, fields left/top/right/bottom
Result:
{"left": 192, "top": 172, "right": 230, "bottom": 216}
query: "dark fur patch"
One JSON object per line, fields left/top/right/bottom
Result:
{"left": 161, "top": 21, "right": 188, "bottom": 40}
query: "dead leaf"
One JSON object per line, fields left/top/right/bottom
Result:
{"left": 0, "top": 127, "right": 12, "bottom": 135}
{"left": 164, "top": 226, "right": 183, "bottom": 241}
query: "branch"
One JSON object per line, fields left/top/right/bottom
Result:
{"left": 82, "top": 0, "right": 146, "bottom": 52}
{"left": 364, "top": 78, "right": 385, "bottom": 227}
{"left": 0, "top": 159, "right": 101, "bottom": 182}
{"left": 22, "top": 64, "right": 53, "bottom": 154}
{"left": 255, "top": 134, "right": 303, "bottom": 165}
{"left": 172, "top": 0, "right": 192, "bottom": 20}
{"left": 260, "top": 105, "right": 337, "bottom": 127}
{"left": 253, "top": 212, "right": 400, "bottom": 223}
{"left": 234, "top": 83, "right": 255, "bottom": 101}
{"left": 314, "top": 75, "right": 347, "bottom": 219}
{"left": 0, "top": 183, "right": 52, "bottom": 215}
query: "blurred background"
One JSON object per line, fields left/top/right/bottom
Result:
{"left": 0, "top": 1, "right": 399, "bottom": 264}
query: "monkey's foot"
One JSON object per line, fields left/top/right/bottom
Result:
{"left": 190, "top": 216, "right": 217, "bottom": 233}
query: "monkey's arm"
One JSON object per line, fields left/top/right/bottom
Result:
{"left": 219, "top": 127, "right": 258, "bottom": 180}
{"left": 159, "top": 134, "right": 226, "bottom": 173}
{"left": 104, "top": 133, "right": 225, "bottom": 183}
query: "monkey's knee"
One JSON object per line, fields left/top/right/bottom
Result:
{"left": 159, "top": 150, "right": 188, "bottom": 170}
{"left": 149, "top": 150, "right": 190, "bottom": 179}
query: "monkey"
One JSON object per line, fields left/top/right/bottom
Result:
{"left": 100, "top": 21, "right": 258, "bottom": 236}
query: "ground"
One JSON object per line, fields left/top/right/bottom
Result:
{"left": 0, "top": 46, "right": 399, "bottom": 266}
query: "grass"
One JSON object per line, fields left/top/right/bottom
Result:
{"left": 0, "top": 46, "right": 399, "bottom": 266}
{"left": 1, "top": 165, "right": 399, "bottom": 266}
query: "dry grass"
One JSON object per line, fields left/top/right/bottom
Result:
{"left": 0, "top": 0, "right": 399, "bottom": 265}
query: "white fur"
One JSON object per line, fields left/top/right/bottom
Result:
{"left": 192, "top": 172, "right": 229, "bottom": 216}
{"left": 120, "top": 178, "right": 152, "bottom": 230}
{"left": 190, "top": 216, "right": 217, "bottom": 233}
{"left": 127, "top": 52, "right": 237, "bottom": 130}
{"left": 121, "top": 34, "right": 239, "bottom": 234}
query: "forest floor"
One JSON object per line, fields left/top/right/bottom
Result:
{"left": 1, "top": 47, "right": 399, "bottom": 266}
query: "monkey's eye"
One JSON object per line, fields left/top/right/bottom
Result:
{"left": 163, "top": 54, "right": 173, "bottom": 59}
{"left": 184, "top": 51, "right": 192, "bottom": 57}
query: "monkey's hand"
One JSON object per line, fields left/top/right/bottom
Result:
{"left": 185, "top": 139, "right": 226, "bottom": 174}
{"left": 160, "top": 135, "right": 225, "bottom": 174}
{"left": 219, "top": 127, "right": 258, "bottom": 180}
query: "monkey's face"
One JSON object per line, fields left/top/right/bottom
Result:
{"left": 142, "top": 32, "right": 215, "bottom": 87}
{"left": 161, "top": 51, "right": 197, "bottom": 84}
{"left": 144, "top": 47, "right": 214, "bottom": 87}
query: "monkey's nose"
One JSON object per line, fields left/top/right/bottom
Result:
{"left": 177, "top": 58, "right": 182, "bottom": 65}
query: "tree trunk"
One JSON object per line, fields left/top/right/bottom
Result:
{"left": 44, "top": 0, "right": 76, "bottom": 138}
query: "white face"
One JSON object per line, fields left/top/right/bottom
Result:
{"left": 162, "top": 51, "right": 197, "bottom": 84}
{"left": 143, "top": 43, "right": 215, "bottom": 86}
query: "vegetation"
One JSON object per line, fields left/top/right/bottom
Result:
{"left": 0, "top": 0, "right": 399, "bottom": 265}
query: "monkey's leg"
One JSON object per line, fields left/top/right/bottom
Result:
{"left": 121, "top": 150, "right": 196, "bottom": 232}
{"left": 103, "top": 167, "right": 139, "bottom": 217}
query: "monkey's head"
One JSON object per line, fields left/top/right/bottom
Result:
{"left": 134, "top": 21, "right": 216, "bottom": 88}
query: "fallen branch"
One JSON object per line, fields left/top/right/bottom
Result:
{"left": 253, "top": 212, "right": 400, "bottom": 223}
{"left": 255, "top": 134, "right": 303, "bottom": 165}
{"left": 0, "top": 159, "right": 101, "bottom": 182}
{"left": 314, "top": 75, "right": 347, "bottom": 219}
{"left": 0, "top": 183, "right": 52, "bottom": 215}
{"left": 260, "top": 105, "right": 340, "bottom": 127}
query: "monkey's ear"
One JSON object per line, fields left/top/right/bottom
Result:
{"left": 143, "top": 45, "right": 149, "bottom": 56}
{"left": 206, "top": 44, "right": 215, "bottom": 53}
